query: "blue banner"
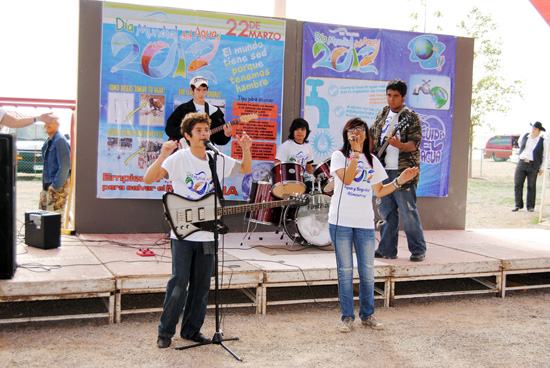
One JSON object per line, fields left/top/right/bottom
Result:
{"left": 98, "top": 2, "right": 286, "bottom": 199}
{"left": 301, "top": 22, "right": 456, "bottom": 197}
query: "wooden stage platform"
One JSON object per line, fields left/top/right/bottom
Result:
{"left": 1, "top": 229, "right": 549, "bottom": 325}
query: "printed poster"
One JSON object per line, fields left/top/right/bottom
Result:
{"left": 302, "top": 23, "right": 456, "bottom": 197}
{"left": 98, "top": 2, "right": 286, "bottom": 199}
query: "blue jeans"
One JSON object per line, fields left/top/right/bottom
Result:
{"left": 329, "top": 224, "right": 375, "bottom": 321}
{"left": 376, "top": 170, "right": 426, "bottom": 258}
{"left": 158, "top": 239, "right": 215, "bottom": 339}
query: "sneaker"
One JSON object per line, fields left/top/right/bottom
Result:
{"left": 410, "top": 253, "right": 425, "bottom": 262}
{"left": 338, "top": 316, "right": 353, "bottom": 333}
{"left": 375, "top": 252, "right": 397, "bottom": 259}
{"left": 362, "top": 315, "right": 384, "bottom": 330}
{"left": 157, "top": 336, "right": 171, "bottom": 348}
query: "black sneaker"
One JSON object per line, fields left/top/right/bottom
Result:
{"left": 511, "top": 207, "right": 521, "bottom": 212}
{"left": 183, "top": 332, "right": 212, "bottom": 344}
{"left": 375, "top": 251, "right": 397, "bottom": 259}
{"left": 410, "top": 253, "right": 425, "bottom": 262}
{"left": 157, "top": 336, "right": 171, "bottom": 349}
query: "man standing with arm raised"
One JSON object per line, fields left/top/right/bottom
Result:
{"left": 145, "top": 112, "right": 251, "bottom": 349}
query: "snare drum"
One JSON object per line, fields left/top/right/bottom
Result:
{"left": 313, "top": 158, "right": 334, "bottom": 195}
{"left": 283, "top": 193, "right": 332, "bottom": 246}
{"left": 270, "top": 162, "right": 306, "bottom": 199}
{"left": 245, "top": 181, "right": 282, "bottom": 226}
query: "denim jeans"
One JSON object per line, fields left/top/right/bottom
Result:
{"left": 329, "top": 224, "right": 375, "bottom": 321}
{"left": 514, "top": 160, "right": 539, "bottom": 210}
{"left": 158, "top": 239, "right": 215, "bottom": 339}
{"left": 376, "top": 170, "right": 426, "bottom": 258}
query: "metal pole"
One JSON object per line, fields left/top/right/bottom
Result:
{"left": 539, "top": 135, "right": 549, "bottom": 223}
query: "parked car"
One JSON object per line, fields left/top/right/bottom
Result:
{"left": 1, "top": 123, "right": 48, "bottom": 173}
{"left": 484, "top": 135, "right": 520, "bottom": 161}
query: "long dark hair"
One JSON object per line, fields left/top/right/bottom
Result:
{"left": 288, "top": 118, "right": 310, "bottom": 143}
{"left": 339, "top": 117, "right": 373, "bottom": 167}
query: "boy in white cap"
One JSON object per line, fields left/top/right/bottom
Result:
{"left": 165, "top": 76, "right": 233, "bottom": 147}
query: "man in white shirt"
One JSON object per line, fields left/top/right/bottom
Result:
{"left": 145, "top": 112, "right": 251, "bottom": 349}
{"left": 512, "top": 121, "right": 546, "bottom": 212}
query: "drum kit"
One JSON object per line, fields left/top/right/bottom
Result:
{"left": 245, "top": 159, "right": 334, "bottom": 247}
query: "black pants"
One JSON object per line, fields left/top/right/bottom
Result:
{"left": 514, "top": 160, "right": 538, "bottom": 210}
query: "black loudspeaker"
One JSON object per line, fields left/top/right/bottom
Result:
{"left": 0, "top": 133, "right": 16, "bottom": 279}
{"left": 25, "top": 211, "right": 61, "bottom": 249}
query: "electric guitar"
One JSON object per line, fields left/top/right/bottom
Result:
{"left": 209, "top": 113, "right": 258, "bottom": 135}
{"left": 168, "top": 113, "right": 258, "bottom": 146}
{"left": 375, "top": 116, "right": 410, "bottom": 167}
{"left": 162, "top": 192, "right": 308, "bottom": 239}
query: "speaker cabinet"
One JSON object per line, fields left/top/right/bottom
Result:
{"left": 0, "top": 133, "right": 16, "bottom": 279}
{"left": 25, "top": 211, "right": 61, "bottom": 249}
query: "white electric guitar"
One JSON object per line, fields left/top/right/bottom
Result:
{"left": 163, "top": 192, "right": 309, "bottom": 239}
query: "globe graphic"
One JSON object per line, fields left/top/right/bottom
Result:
{"left": 430, "top": 86, "right": 448, "bottom": 108}
{"left": 414, "top": 38, "right": 434, "bottom": 60}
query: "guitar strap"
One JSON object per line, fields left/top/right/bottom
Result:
{"left": 207, "top": 152, "right": 225, "bottom": 207}
{"left": 383, "top": 105, "right": 408, "bottom": 140}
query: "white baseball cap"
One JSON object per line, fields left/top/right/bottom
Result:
{"left": 190, "top": 76, "right": 209, "bottom": 88}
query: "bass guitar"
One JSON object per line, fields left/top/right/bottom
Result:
{"left": 163, "top": 192, "right": 308, "bottom": 239}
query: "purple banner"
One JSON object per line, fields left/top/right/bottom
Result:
{"left": 301, "top": 22, "right": 456, "bottom": 197}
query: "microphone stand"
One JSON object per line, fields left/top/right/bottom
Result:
{"left": 175, "top": 149, "right": 241, "bottom": 361}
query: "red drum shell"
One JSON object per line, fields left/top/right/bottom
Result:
{"left": 246, "top": 181, "right": 282, "bottom": 226}
{"left": 270, "top": 162, "right": 306, "bottom": 199}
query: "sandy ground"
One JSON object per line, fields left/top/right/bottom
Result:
{"left": 4, "top": 162, "right": 550, "bottom": 367}
{"left": 1, "top": 292, "right": 550, "bottom": 368}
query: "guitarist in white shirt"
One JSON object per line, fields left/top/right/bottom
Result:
{"left": 145, "top": 112, "right": 252, "bottom": 349}
{"left": 370, "top": 79, "right": 427, "bottom": 262}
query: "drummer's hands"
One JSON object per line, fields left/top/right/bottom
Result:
{"left": 236, "top": 131, "right": 252, "bottom": 150}
{"left": 398, "top": 167, "right": 420, "bottom": 183}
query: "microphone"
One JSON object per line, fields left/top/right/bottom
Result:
{"left": 348, "top": 136, "right": 355, "bottom": 141}
{"left": 204, "top": 139, "right": 222, "bottom": 155}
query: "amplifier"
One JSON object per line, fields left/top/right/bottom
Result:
{"left": 25, "top": 211, "right": 61, "bottom": 249}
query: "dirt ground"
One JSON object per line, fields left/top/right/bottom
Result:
{"left": 3, "top": 166, "right": 550, "bottom": 367}
{"left": 1, "top": 293, "right": 550, "bottom": 367}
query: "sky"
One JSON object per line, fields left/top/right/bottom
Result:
{"left": 1, "top": 0, "right": 549, "bottom": 147}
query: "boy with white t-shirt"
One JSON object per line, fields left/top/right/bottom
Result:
{"left": 275, "top": 117, "right": 314, "bottom": 174}
{"left": 144, "top": 112, "right": 252, "bottom": 349}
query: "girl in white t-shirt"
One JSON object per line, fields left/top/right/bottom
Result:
{"left": 329, "top": 117, "right": 419, "bottom": 333}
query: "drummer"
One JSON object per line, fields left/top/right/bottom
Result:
{"left": 275, "top": 117, "right": 315, "bottom": 175}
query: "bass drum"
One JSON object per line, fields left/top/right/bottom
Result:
{"left": 283, "top": 194, "right": 332, "bottom": 246}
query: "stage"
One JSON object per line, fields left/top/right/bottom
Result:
{"left": 1, "top": 228, "right": 549, "bottom": 324}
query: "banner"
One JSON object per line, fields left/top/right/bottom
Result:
{"left": 98, "top": 2, "right": 286, "bottom": 199}
{"left": 301, "top": 23, "right": 456, "bottom": 197}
